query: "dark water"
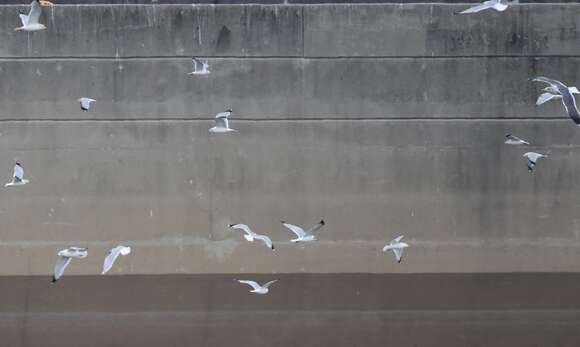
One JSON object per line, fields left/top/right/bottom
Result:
{"left": 1, "top": 273, "right": 579, "bottom": 346}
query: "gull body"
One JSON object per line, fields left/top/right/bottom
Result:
{"left": 15, "top": 0, "right": 53, "bottom": 32}
{"left": 52, "top": 247, "right": 88, "bottom": 283}
{"left": 102, "top": 245, "right": 131, "bottom": 275}
{"left": 382, "top": 235, "right": 409, "bottom": 263}
{"left": 237, "top": 279, "right": 277, "bottom": 294}
{"left": 209, "top": 110, "right": 236, "bottom": 133}
{"left": 504, "top": 134, "right": 530, "bottom": 145}
{"left": 78, "top": 97, "right": 96, "bottom": 111}
{"left": 455, "top": 0, "right": 514, "bottom": 14}
{"left": 188, "top": 58, "right": 210, "bottom": 75}
{"left": 523, "top": 152, "right": 547, "bottom": 172}
{"left": 532, "top": 76, "right": 580, "bottom": 125}
{"left": 281, "top": 220, "right": 325, "bottom": 243}
{"left": 229, "top": 223, "right": 274, "bottom": 250}
{"left": 5, "top": 163, "right": 29, "bottom": 187}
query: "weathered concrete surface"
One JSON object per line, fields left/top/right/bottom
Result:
{"left": 1, "top": 274, "right": 580, "bottom": 347}
{"left": 0, "top": 5, "right": 303, "bottom": 58}
{"left": 0, "top": 57, "right": 578, "bottom": 119}
{"left": 0, "top": 120, "right": 577, "bottom": 274}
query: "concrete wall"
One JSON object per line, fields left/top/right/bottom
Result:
{"left": 0, "top": 4, "right": 579, "bottom": 276}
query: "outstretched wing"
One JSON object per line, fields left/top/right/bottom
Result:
{"left": 230, "top": 223, "right": 255, "bottom": 236}
{"left": 393, "top": 248, "right": 404, "bottom": 263}
{"left": 215, "top": 112, "right": 230, "bottom": 129}
{"left": 560, "top": 89, "right": 580, "bottom": 125}
{"left": 392, "top": 235, "right": 404, "bottom": 244}
{"left": 238, "top": 280, "right": 261, "bottom": 291}
{"left": 27, "top": 0, "right": 42, "bottom": 26}
{"left": 536, "top": 92, "right": 558, "bottom": 106}
{"left": 305, "top": 220, "right": 325, "bottom": 234}
{"left": 102, "top": 247, "right": 122, "bottom": 275}
{"left": 458, "top": 3, "right": 493, "bottom": 14}
{"left": 281, "top": 222, "right": 306, "bottom": 238}
{"left": 254, "top": 234, "right": 274, "bottom": 250}
{"left": 53, "top": 256, "right": 72, "bottom": 282}
{"left": 19, "top": 13, "right": 29, "bottom": 26}
{"left": 263, "top": 280, "right": 278, "bottom": 289}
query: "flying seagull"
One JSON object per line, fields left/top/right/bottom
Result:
{"left": 281, "top": 220, "right": 325, "bottom": 243}
{"left": 229, "top": 223, "right": 274, "bottom": 250}
{"left": 454, "top": 0, "right": 515, "bottom": 14}
{"left": 78, "top": 97, "right": 96, "bottom": 111}
{"left": 52, "top": 247, "right": 88, "bottom": 283}
{"left": 5, "top": 162, "right": 29, "bottom": 187}
{"left": 523, "top": 152, "right": 547, "bottom": 172}
{"left": 531, "top": 76, "right": 580, "bottom": 125}
{"left": 382, "top": 235, "right": 409, "bottom": 263}
{"left": 102, "top": 245, "right": 131, "bottom": 275}
{"left": 15, "top": 0, "right": 54, "bottom": 32}
{"left": 536, "top": 86, "right": 580, "bottom": 106}
{"left": 505, "top": 134, "right": 530, "bottom": 145}
{"left": 237, "top": 279, "right": 277, "bottom": 294}
{"left": 188, "top": 58, "right": 210, "bottom": 75}
{"left": 209, "top": 110, "right": 236, "bottom": 133}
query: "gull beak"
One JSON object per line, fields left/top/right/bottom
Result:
{"left": 39, "top": 0, "right": 55, "bottom": 6}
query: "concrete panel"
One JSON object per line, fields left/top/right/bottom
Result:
{"left": 0, "top": 120, "right": 578, "bottom": 274}
{"left": 305, "top": 4, "right": 580, "bottom": 57}
{"left": 0, "top": 5, "right": 302, "bottom": 58}
{"left": 0, "top": 57, "right": 578, "bottom": 119}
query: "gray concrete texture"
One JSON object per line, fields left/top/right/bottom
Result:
{"left": 0, "top": 3, "right": 578, "bottom": 276}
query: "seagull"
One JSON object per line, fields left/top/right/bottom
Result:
{"left": 14, "top": 0, "right": 54, "bottom": 32}
{"left": 78, "top": 97, "right": 96, "bottom": 111}
{"left": 188, "top": 58, "right": 210, "bottom": 75}
{"left": 536, "top": 86, "right": 580, "bottom": 106}
{"left": 237, "top": 279, "right": 277, "bottom": 294}
{"left": 281, "top": 220, "right": 325, "bottom": 242}
{"left": 52, "top": 247, "right": 88, "bottom": 283}
{"left": 229, "top": 223, "right": 274, "bottom": 250}
{"left": 505, "top": 134, "right": 530, "bottom": 145}
{"left": 5, "top": 162, "right": 29, "bottom": 187}
{"left": 531, "top": 76, "right": 580, "bottom": 125}
{"left": 382, "top": 235, "right": 409, "bottom": 263}
{"left": 454, "top": 0, "right": 515, "bottom": 14}
{"left": 209, "top": 110, "right": 236, "bottom": 133}
{"left": 102, "top": 245, "right": 131, "bottom": 275}
{"left": 523, "top": 152, "right": 547, "bottom": 172}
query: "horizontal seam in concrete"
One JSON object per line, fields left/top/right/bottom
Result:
{"left": 0, "top": 55, "right": 579, "bottom": 60}
{"left": 0, "top": 117, "right": 569, "bottom": 122}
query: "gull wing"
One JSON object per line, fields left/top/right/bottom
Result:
{"left": 215, "top": 112, "right": 230, "bottom": 129}
{"left": 305, "top": 220, "right": 325, "bottom": 234}
{"left": 238, "top": 280, "right": 261, "bottom": 291}
{"left": 281, "top": 222, "right": 306, "bottom": 238}
{"left": 192, "top": 58, "right": 203, "bottom": 71}
{"left": 13, "top": 164, "right": 24, "bottom": 182}
{"left": 53, "top": 256, "right": 72, "bottom": 282}
{"left": 560, "top": 90, "right": 580, "bottom": 125}
{"left": 27, "top": 0, "right": 42, "bottom": 26}
{"left": 458, "top": 3, "right": 493, "bottom": 14}
{"left": 524, "top": 152, "right": 544, "bottom": 163}
{"left": 263, "top": 280, "right": 278, "bottom": 289}
{"left": 19, "top": 13, "right": 29, "bottom": 26}
{"left": 531, "top": 76, "right": 567, "bottom": 90}
{"left": 102, "top": 247, "right": 122, "bottom": 275}
{"left": 254, "top": 234, "right": 274, "bottom": 250}
{"left": 230, "top": 223, "right": 255, "bottom": 236}
{"left": 536, "top": 92, "right": 558, "bottom": 105}
{"left": 392, "top": 235, "right": 404, "bottom": 244}
{"left": 393, "top": 248, "right": 404, "bottom": 263}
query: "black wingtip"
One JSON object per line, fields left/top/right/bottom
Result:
{"left": 228, "top": 223, "right": 235, "bottom": 228}
{"left": 505, "top": 133, "right": 511, "bottom": 138}
{"left": 280, "top": 221, "right": 286, "bottom": 224}
{"left": 320, "top": 220, "right": 325, "bottom": 225}
{"left": 398, "top": 259, "right": 402, "bottom": 264}
{"left": 51, "top": 277, "right": 57, "bottom": 284}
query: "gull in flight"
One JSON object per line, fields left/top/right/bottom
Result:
{"left": 52, "top": 247, "right": 88, "bottom": 283}
{"left": 78, "top": 97, "right": 96, "bottom": 111}
{"left": 237, "top": 279, "right": 277, "bottom": 294}
{"left": 281, "top": 220, "right": 325, "bottom": 242}
{"left": 524, "top": 152, "right": 547, "bottom": 172}
{"left": 536, "top": 86, "right": 580, "bottom": 106}
{"left": 209, "top": 110, "right": 236, "bottom": 133}
{"left": 15, "top": 0, "right": 54, "bottom": 32}
{"left": 505, "top": 134, "right": 530, "bottom": 145}
{"left": 531, "top": 76, "right": 580, "bottom": 125}
{"left": 5, "top": 162, "right": 29, "bottom": 187}
{"left": 102, "top": 245, "right": 131, "bottom": 275}
{"left": 188, "top": 58, "right": 210, "bottom": 75}
{"left": 455, "top": 0, "right": 515, "bottom": 14}
{"left": 229, "top": 223, "right": 274, "bottom": 250}
{"left": 382, "top": 235, "right": 409, "bottom": 263}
